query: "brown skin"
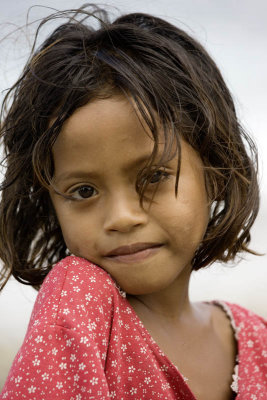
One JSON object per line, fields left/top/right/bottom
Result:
{"left": 50, "top": 95, "right": 236, "bottom": 400}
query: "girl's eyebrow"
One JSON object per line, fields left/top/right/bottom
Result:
{"left": 53, "top": 153, "right": 156, "bottom": 184}
{"left": 54, "top": 170, "right": 101, "bottom": 184}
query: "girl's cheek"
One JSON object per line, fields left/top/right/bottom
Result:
{"left": 61, "top": 214, "right": 98, "bottom": 254}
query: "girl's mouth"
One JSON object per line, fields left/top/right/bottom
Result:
{"left": 104, "top": 243, "right": 163, "bottom": 263}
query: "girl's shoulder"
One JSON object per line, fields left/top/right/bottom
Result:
{"left": 213, "top": 300, "right": 267, "bottom": 360}
{"left": 46, "top": 254, "right": 115, "bottom": 287}
{"left": 0, "top": 257, "right": 120, "bottom": 399}
{"left": 214, "top": 300, "right": 267, "bottom": 331}
{"left": 214, "top": 301, "right": 267, "bottom": 395}
{"left": 28, "top": 256, "right": 125, "bottom": 331}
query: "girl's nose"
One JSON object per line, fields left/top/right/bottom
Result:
{"left": 103, "top": 192, "right": 148, "bottom": 233}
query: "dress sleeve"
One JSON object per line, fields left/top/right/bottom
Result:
{"left": 0, "top": 323, "right": 110, "bottom": 399}
{"left": 0, "top": 256, "right": 116, "bottom": 400}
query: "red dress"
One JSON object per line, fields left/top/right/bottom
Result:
{"left": 1, "top": 256, "right": 266, "bottom": 399}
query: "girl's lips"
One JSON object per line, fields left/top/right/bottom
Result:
{"left": 105, "top": 244, "right": 163, "bottom": 263}
{"left": 105, "top": 242, "right": 162, "bottom": 256}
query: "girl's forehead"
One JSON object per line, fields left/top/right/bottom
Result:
{"left": 53, "top": 95, "right": 164, "bottom": 152}
{"left": 51, "top": 96, "right": 184, "bottom": 181}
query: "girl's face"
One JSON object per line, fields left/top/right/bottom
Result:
{"left": 50, "top": 95, "right": 209, "bottom": 295}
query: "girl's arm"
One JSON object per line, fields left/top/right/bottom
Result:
{"left": 0, "top": 256, "right": 115, "bottom": 399}
{"left": 0, "top": 323, "right": 110, "bottom": 399}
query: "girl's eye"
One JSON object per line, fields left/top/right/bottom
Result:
{"left": 144, "top": 170, "right": 170, "bottom": 185}
{"left": 69, "top": 185, "right": 97, "bottom": 200}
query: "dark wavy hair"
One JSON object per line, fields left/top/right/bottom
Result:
{"left": 0, "top": 4, "right": 259, "bottom": 290}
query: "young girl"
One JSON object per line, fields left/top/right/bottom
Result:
{"left": 0, "top": 5, "right": 266, "bottom": 400}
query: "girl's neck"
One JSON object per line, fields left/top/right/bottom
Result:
{"left": 127, "top": 266, "right": 193, "bottom": 323}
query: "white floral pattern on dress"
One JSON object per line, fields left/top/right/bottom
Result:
{"left": 0, "top": 256, "right": 266, "bottom": 399}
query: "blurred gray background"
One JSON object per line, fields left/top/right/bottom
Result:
{"left": 0, "top": 0, "right": 266, "bottom": 389}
